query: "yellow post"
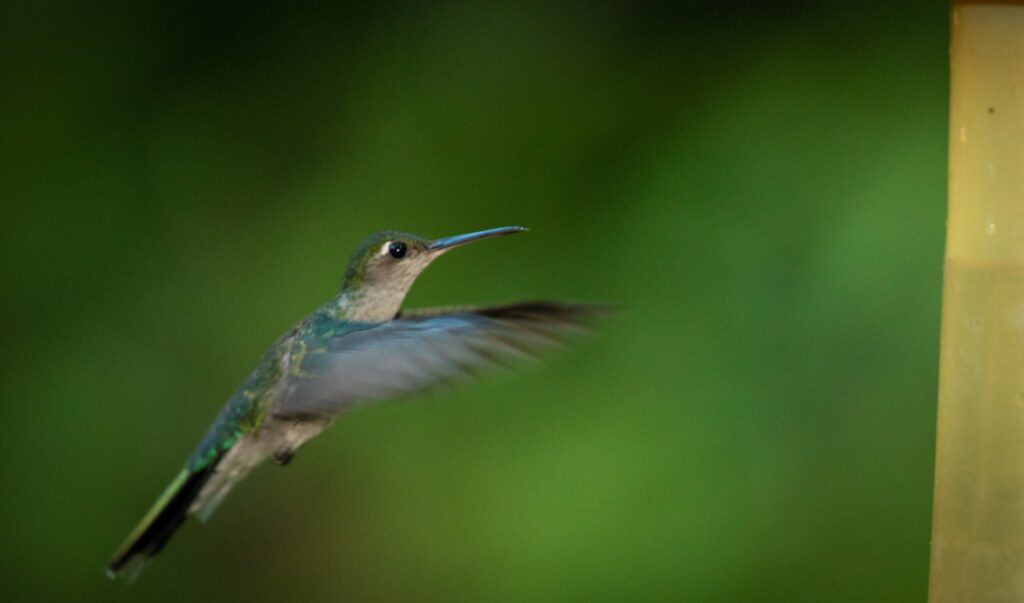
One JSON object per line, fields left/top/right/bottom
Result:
{"left": 929, "top": 2, "right": 1024, "bottom": 601}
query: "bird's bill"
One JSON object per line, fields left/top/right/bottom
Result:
{"left": 428, "top": 226, "right": 527, "bottom": 252}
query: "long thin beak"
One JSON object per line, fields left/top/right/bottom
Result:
{"left": 428, "top": 226, "right": 528, "bottom": 252}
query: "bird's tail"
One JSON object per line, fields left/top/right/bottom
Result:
{"left": 106, "top": 465, "right": 216, "bottom": 581}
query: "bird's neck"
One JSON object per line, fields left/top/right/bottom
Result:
{"left": 323, "top": 287, "right": 405, "bottom": 323}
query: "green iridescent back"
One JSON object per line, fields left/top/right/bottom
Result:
{"left": 186, "top": 307, "right": 378, "bottom": 472}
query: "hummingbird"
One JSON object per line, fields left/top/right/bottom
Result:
{"left": 106, "top": 226, "right": 607, "bottom": 580}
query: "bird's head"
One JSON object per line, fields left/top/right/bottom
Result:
{"left": 338, "top": 226, "right": 527, "bottom": 321}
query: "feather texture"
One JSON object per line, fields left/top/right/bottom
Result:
{"left": 273, "top": 301, "right": 610, "bottom": 419}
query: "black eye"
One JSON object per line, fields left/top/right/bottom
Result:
{"left": 388, "top": 241, "right": 407, "bottom": 259}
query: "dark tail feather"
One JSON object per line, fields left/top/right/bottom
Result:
{"left": 106, "top": 465, "right": 215, "bottom": 581}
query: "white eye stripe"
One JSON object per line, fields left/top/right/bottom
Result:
{"left": 379, "top": 242, "right": 392, "bottom": 256}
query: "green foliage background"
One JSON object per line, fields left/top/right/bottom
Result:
{"left": 1, "top": 2, "right": 947, "bottom": 601}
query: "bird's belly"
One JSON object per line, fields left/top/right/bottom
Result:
{"left": 188, "top": 417, "right": 329, "bottom": 520}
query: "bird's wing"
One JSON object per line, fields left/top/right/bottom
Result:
{"left": 272, "top": 301, "right": 610, "bottom": 419}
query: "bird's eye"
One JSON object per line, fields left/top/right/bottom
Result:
{"left": 388, "top": 241, "right": 407, "bottom": 259}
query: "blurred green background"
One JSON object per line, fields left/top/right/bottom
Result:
{"left": 1, "top": 2, "right": 948, "bottom": 601}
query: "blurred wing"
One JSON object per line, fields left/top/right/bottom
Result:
{"left": 273, "top": 301, "right": 611, "bottom": 419}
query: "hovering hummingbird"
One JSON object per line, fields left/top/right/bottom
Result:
{"left": 107, "top": 226, "right": 607, "bottom": 580}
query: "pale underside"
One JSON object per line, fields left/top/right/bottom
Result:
{"left": 190, "top": 416, "right": 328, "bottom": 520}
